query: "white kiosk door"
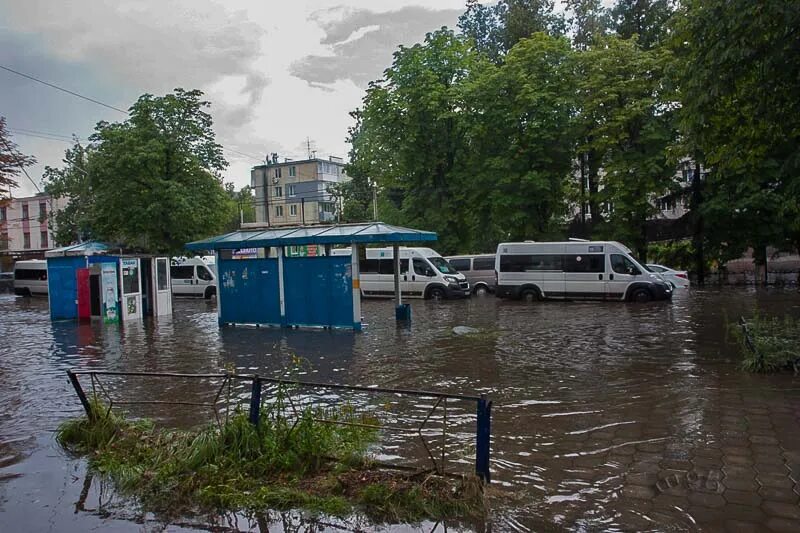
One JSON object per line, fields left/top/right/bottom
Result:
{"left": 152, "top": 257, "right": 172, "bottom": 316}
{"left": 120, "top": 258, "right": 143, "bottom": 322}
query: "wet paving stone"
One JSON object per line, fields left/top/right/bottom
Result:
{"left": 758, "top": 473, "right": 796, "bottom": 490}
{"left": 723, "top": 489, "right": 763, "bottom": 507}
{"left": 622, "top": 484, "right": 656, "bottom": 500}
{"left": 765, "top": 516, "right": 800, "bottom": 532}
{"left": 759, "top": 485, "right": 800, "bottom": 503}
{"left": 762, "top": 501, "right": 800, "bottom": 520}
{"left": 688, "top": 491, "right": 726, "bottom": 508}
{"left": 724, "top": 519, "right": 766, "bottom": 533}
{"left": 720, "top": 503, "right": 767, "bottom": 522}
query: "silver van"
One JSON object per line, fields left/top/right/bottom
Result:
{"left": 445, "top": 254, "right": 496, "bottom": 295}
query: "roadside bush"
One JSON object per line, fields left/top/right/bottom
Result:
{"left": 733, "top": 313, "right": 800, "bottom": 373}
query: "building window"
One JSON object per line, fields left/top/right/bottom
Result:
{"left": 274, "top": 186, "right": 283, "bottom": 197}
{"left": 0, "top": 206, "right": 6, "bottom": 221}
{"left": 290, "top": 204, "right": 297, "bottom": 216}
{"left": 289, "top": 166, "right": 296, "bottom": 177}
{"left": 274, "top": 167, "right": 282, "bottom": 178}
{"left": 287, "top": 184, "right": 296, "bottom": 196}
{"left": 40, "top": 231, "right": 48, "bottom": 248}
{"left": 22, "top": 204, "right": 29, "bottom": 220}
{"left": 23, "top": 232, "right": 31, "bottom": 249}
{"left": 39, "top": 201, "right": 47, "bottom": 217}
{"left": 275, "top": 205, "right": 283, "bottom": 217}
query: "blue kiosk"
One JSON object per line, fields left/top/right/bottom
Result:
{"left": 185, "top": 222, "right": 437, "bottom": 330}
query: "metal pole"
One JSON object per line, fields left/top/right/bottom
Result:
{"left": 67, "top": 370, "right": 94, "bottom": 420}
{"left": 373, "top": 185, "right": 378, "bottom": 221}
{"left": 351, "top": 243, "right": 362, "bottom": 330}
{"left": 249, "top": 375, "right": 262, "bottom": 426}
{"left": 277, "top": 246, "right": 286, "bottom": 326}
{"left": 476, "top": 395, "right": 492, "bottom": 483}
{"left": 393, "top": 244, "right": 401, "bottom": 306}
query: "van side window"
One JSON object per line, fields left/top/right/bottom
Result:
{"left": 399, "top": 259, "right": 409, "bottom": 274}
{"left": 611, "top": 254, "right": 640, "bottom": 275}
{"left": 413, "top": 258, "right": 434, "bottom": 277}
{"left": 197, "top": 266, "right": 213, "bottom": 281}
{"left": 449, "top": 258, "right": 470, "bottom": 271}
{"left": 500, "top": 254, "right": 562, "bottom": 272}
{"left": 473, "top": 257, "right": 494, "bottom": 271}
{"left": 359, "top": 259, "right": 379, "bottom": 273}
{"left": 377, "top": 259, "right": 395, "bottom": 275}
{"left": 170, "top": 265, "right": 194, "bottom": 279}
{"left": 564, "top": 254, "right": 605, "bottom": 273}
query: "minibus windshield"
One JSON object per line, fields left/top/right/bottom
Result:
{"left": 428, "top": 256, "right": 458, "bottom": 274}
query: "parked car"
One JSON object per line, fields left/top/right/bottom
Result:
{"left": 495, "top": 240, "right": 673, "bottom": 303}
{"left": 646, "top": 264, "right": 690, "bottom": 288}
{"left": 13, "top": 259, "right": 49, "bottom": 296}
{"left": 445, "top": 254, "right": 496, "bottom": 295}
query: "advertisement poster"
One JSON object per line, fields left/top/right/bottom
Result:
{"left": 101, "top": 263, "right": 119, "bottom": 323}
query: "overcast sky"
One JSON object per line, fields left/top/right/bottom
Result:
{"left": 0, "top": 0, "right": 467, "bottom": 196}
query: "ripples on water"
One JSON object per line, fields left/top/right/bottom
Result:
{"left": 1, "top": 289, "right": 799, "bottom": 531}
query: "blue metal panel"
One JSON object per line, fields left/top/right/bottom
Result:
{"left": 47, "top": 256, "right": 87, "bottom": 320}
{"left": 283, "top": 256, "right": 353, "bottom": 328}
{"left": 217, "top": 258, "right": 281, "bottom": 325}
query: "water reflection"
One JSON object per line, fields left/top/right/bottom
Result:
{"left": 0, "top": 290, "right": 799, "bottom": 531}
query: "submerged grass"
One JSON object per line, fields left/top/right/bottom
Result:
{"left": 57, "top": 398, "right": 485, "bottom": 524}
{"left": 732, "top": 312, "right": 800, "bottom": 373}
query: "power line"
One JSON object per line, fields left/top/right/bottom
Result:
{"left": 0, "top": 135, "right": 42, "bottom": 193}
{"left": 0, "top": 64, "right": 128, "bottom": 114}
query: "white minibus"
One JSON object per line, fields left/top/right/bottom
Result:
{"left": 13, "top": 259, "right": 49, "bottom": 296}
{"left": 332, "top": 247, "right": 470, "bottom": 299}
{"left": 170, "top": 257, "right": 217, "bottom": 298}
{"left": 495, "top": 241, "right": 672, "bottom": 302}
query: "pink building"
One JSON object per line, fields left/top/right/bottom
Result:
{"left": 0, "top": 194, "right": 67, "bottom": 267}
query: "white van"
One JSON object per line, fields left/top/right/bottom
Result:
{"left": 495, "top": 241, "right": 672, "bottom": 302}
{"left": 170, "top": 257, "right": 217, "bottom": 298}
{"left": 332, "top": 247, "right": 470, "bottom": 299}
{"left": 13, "top": 259, "right": 49, "bottom": 296}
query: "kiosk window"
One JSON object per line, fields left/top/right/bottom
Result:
{"left": 157, "top": 259, "right": 168, "bottom": 290}
{"left": 122, "top": 261, "right": 139, "bottom": 294}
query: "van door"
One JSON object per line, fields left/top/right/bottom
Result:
{"left": 119, "top": 258, "right": 142, "bottom": 321}
{"left": 196, "top": 264, "right": 215, "bottom": 298}
{"left": 152, "top": 257, "right": 172, "bottom": 316}
{"left": 606, "top": 253, "right": 640, "bottom": 300}
{"left": 411, "top": 257, "right": 436, "bottom": 297}
{"left": 564, "top": 253, "right": 606, "bottom": 299}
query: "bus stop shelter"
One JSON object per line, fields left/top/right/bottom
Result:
{"left": 185, "top": 222, "right": 437, "bottom": 330}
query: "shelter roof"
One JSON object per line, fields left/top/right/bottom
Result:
{"left": 185, "top": 222, "right": 437, "bottom": 251}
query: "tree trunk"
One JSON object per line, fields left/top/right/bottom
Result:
{"left": 690, "top": 160, "right": 705, "bottom": 286}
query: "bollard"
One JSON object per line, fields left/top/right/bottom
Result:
{"left": 248, "top": 375, "right": 262, "bottom": 426}
{"left": 475, "top": 395, "right": 492, "bottom": 483}
{"left": 67, "top": 370, "right": 94, "bottom": 420}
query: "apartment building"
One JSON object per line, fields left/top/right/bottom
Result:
{"left": 0, "top": 194, "right": 66, "bottom": 265}
{"left": 250, "top": 155, "right": 348, "bottom": 226}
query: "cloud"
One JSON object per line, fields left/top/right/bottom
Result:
{"left": 291, "top": 5, "right": 461, "bottom": 88}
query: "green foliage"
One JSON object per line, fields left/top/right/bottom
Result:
{"left": 610, "top": 0, "right": 675, "bottom": 50}
{"left": 733, "top": 313, "right": 800, "bottom": 373}
{"left": 43, "top": 89, "right": 234, "bottom": 253}
{"left": 0, "top": 116, "right": 36, "bottom": 198}
{"left": 647, "top": 240, "right": 693, "bottom": 270}
{"left": 224, "top": 183, "right": 256, "bottom": 231}
{"left": 57, "top": 395, "right": 484, "bottom": 523}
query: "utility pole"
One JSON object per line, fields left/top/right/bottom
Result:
{"left": 373, "top": 185, "right": 378, "bottom": 221}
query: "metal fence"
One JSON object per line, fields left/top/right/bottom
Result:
{"left": 66, "top": 369, "right": 492, "bottom": 483}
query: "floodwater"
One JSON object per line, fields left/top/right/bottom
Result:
{"left": 1, "top": 289, "right": 799, "bottom": 532}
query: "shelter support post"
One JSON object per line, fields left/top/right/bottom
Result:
{"left": 215, "top": 250, "right": 223, "bottom": 325}
{"left": 278, "top": 246, "right": 286, "bottom": 326}
{"left": 248, "top": 375, "right": 262, "bottom": 426}
{"left": 393, "top": 244, "right": 411, "bottom": 322}
{"left": 476, "top": 395, "right": 492, "bottom": 483}
{"left": 351, "top": 243, "right": 362, "bottom": 331}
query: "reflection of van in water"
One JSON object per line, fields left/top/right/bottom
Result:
{"left": 13, "top": 259, "right": 49, "bottom": 296}
{"left": 332, "top": 247, "right": 470, "bottom": 299}
{"left": 495, "top": 241, "right": 672, "bottom": 302}
{"left": 170, "top": 257, "right": 217, "bottom": 298}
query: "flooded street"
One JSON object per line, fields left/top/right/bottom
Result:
{"left": 1, "top": 289, "right": 800, "bottom": 532}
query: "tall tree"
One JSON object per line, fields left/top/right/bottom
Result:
{"left": 577, "top": 37, "right": 677, "bottom": 258}
{"left": 0, "top": 116, "right": 37, "bottom": 199}
{"left": 46, "top": 89, "right": 234, "bottom": 253}
{"left": 673, "top": 0, "right": 800, "bottom": 279}
{"left": 564, "top": 0, "right": 609, "bottom": 50}
{"left": 223, "top": 183, "right": 255, "bottom": 231}
{"left": 610, "top": 0, "right": 675, "bottom": 50}
{"left": 463, "top": 33, "right": 577, "bottom": 248}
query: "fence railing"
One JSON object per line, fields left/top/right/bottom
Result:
{"left": 66, "top": 369, "right": 492, "bottom": 483}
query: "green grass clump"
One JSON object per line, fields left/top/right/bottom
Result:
{"left": 56, "top": 398, "right": 485, "bottom": 524}
{"left": 733, "top": 313, "right": 800, "bottom": 373}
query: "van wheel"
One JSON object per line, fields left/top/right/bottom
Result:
{"left": 204, "top": 287, "right": 216, "bottom": 300}
{"left": 427, "top": 287, "right": 446, "bottom": 300}
{"left": 631, "top": 288, "right": 651, "bottom": 303}
{"left": 473, "top": 285, "right": 488, "bottom": 296}
{"left": 520, "top": 288, "right": 540, "bottom": 302}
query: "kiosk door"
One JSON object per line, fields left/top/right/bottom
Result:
{"left": 120, "top": 258, "right": 143, "bottom": 321}
{"left": 152, "top": 257, "right": 172, "bottom": 316}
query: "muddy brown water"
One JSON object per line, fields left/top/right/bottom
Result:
{"left": 1, "top": 289, "right": 799, "bottom": 532}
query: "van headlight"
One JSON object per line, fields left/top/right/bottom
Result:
{"left": 444, "top": 275, "right": 459, "bottom": 283}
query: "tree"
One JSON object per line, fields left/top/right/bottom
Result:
{"left": 463, "top": 33, "right": 577, "bottom": 248}
{"left": 610, "top": 0, "right": 675, "bottom": 50}
{"left": 0, "top": 116, "right": 36, "bottom": 199}
{"left": 224, "top": 183, "right": 255, "bottom": 232}
{"left": 564, "top": 0, "right": 609, "bottom": 50}
{"left": 46, "top": 89, "right": 234, "bottom": 253}
{"left": 42, "top": 140, "right": 94, "bottom": 245}
{"left": 577, "top": 37, "right": 677, "bottom": 258}
{"left": 673, "top": 0, "right": 800, "bottom": 280}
